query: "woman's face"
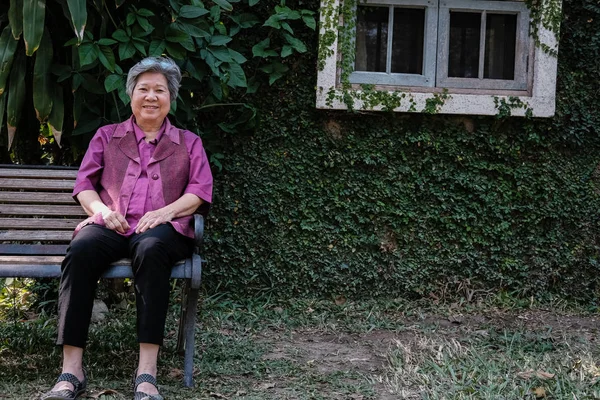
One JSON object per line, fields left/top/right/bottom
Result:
{"left": 130, "top": 72, "right": 171, "bottom": 128}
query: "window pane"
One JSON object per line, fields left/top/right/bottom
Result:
{"left": 355, "top": 6, "right": 389, "bottom": 73}
{"left": 391, "top": 8, "right": 425, "bottom": 74}
{"left": 484, "top": 14, "right": 517, "bottom": 80}
{"left": 448, "top": 12, "right": 481, "bottom": 78}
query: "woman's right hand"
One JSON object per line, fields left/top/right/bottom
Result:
{"left": 100, "top": 209, "right": 130, "bottom": 233}
{"left": 77, "top": 190, "right": 130, "bottom": 234}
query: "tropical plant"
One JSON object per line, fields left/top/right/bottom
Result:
{"left": 0, "top": 0, "right": 315, "bottom": 163}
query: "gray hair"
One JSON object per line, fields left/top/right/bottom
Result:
{"left": 126, "top": 57, "right": 182, "bottom": 102}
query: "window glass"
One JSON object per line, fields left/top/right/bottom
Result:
{"left": 484, "top": 13, "right": 517, "bottom": 79}
{"left": 391, "top": 8, "right": 425, "bottom": 74}
{"left": 448, "top": 11, "right": 481, "bottom": 78}
{"left": 355, "top": 6, "right": 389, "bottom": 72}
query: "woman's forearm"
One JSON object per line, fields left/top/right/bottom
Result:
{"left": 161, "top": 193, "right": 203, "bottom": 219}
{"left": 76, "top": 190, "right": 111, "bottom": 217}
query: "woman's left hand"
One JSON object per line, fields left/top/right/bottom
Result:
{"left": 135, "top": 208, "right": 174, "bottom": 233}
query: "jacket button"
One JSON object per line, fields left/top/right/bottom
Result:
{"left": 152, "top": 174, "right": 159, "bottom": 180}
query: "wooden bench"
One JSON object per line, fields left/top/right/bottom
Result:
{"left": 0, "top": 164, "right": 203, "bottom": 387}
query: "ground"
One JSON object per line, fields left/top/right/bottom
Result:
{"left": 1, "top": 298, "right": 600, "bottom": 399}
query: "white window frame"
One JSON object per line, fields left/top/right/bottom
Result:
{"left": 316, "top": 0, "right": 561, "bottom": 117}
{"left": 436, "top": 0, "right": 530, "bottom": 91}
{"left": 349, "top": 0, "right": 438, "bottom": 87}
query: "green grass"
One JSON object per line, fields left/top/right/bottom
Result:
{"left": 1, "top": 291, "right": 600, "bottom": 399}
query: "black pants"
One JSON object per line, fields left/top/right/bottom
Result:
{"left": 57, "top": 223, "right": 194, "bottom": 348}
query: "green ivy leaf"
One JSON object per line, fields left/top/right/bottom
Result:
{"left": 210, "top": 35, "right": 232, "bottom": 46}
{"left": 281, "top": 22, "right": 294, "bottom": 34}
{"left": 165, "top": 25, "right": 189, "bottom": 43}
{"left": 252, "top": 38, "right": 277, "bottom": 58}
{"left": 132, "top": 38, "right": 148, "bottom": 55}
{"left": 97, "top": 38, "right": 117, "bottom": 45}
{"left": 226, "top": 62, "right": 247, "bottom": 88}
{"left": 136, "top": 16, "right": 152, "bottom": 32}
{"left": 136, "top": 8, "right": 155, "bottom": 17}
{"left": 104, "top": 74, "right": 123, "bottom": 92}
{"left": 149, "top": 40, "right": 166, "bottom": 56}
{"left": 79, "top": 43, "right": 98, "bottom": 66}
{"left": 177, "top": 22, "right": 210, "bottom": 38}
{"left": 249, "top": 0, "right": 259, "bottom": 6}
{"left": 209, "top": 46, "right": 233, "bottom": 62}
{"left": 166, "top": 42, "right": 186, "bottom": 60}
{"left": 283, "top": 33, "right": 306, "bottom": 53}
{"left": 98, "top": 45, "right": 116, "bottom": 72}
{"left": 126, "top": 12, "right": 136, "bottom": 26}
{"left": 259, "top": 61, "right": 288, "bottom": 85}
{"left": 231, "top": 13, "right": 260, "bottom": 28}
{"left": 281, "top": 45, "right": 293, "bottom": 58}
{"left": 275, "top": 6, "right": 301, "bottom": 20}
{"left": 112, "top": 29, "right": 129, "bottom": 43}
{"left": 228, "top": 49, "right": 247, "bottom": 64}
{"left": 263, "top": 15, "right": 281, "bottom": 29}
{"left": 118, "top": 41, "right": 136, "bottom": 60}
{"left": 302, "top": 15, "right": 316, "bottom": 30}
{"left": 178, "top": 36, "right": 196, "bottom": 52}
{"left": 179, "top": 5, "right": 209, "bottom": 18}
{"left": 212, "top": 0, "right": 233, "bottom": 12}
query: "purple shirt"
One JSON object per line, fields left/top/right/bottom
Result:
{"left": 73, "top": 116, "right": 213, "bottom": 238}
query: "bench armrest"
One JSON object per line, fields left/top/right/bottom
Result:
{"left": 193, "top": 214, "right": 204, "bottom": 253}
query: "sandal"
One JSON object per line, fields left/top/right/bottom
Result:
{"left": 40, "top": 371, "right": 87, "bottom": 400}
{"left": 133, "top": 373, "right": 164, "bottom": 400}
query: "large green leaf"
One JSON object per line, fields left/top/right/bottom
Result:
{"left": 165, "top": 25, "right": 189, "bottom": 43}
{"left": 23, "top": 0, "right": 46, "bottom": 56}
{"left": 0, "top": 94, "right": 6, "bottom": 137}
{"left": 66, "top": 0, "right": 87, "bottom": 44}
{"left": 8, "top": 0, "right": 23, "bottom": 40}
{"left": 33, "top": 29, "right": 53, "bottom": 122}
{"left": 0, "top": 26, "right": 19, "bottom": 96}
{"left": 212, "top": 0, "right": 233, "bottom": 12}
{"left": 98, "top": 45, "right": 116, "bottom": 71}
{"left": 252, "top": 38, "right": 277, "bottom": 58}
{"left": 78, "top": 43, "right": 98, "bottom": 66}
{"left": 226, "top": 62, "right": 247, "bottom": 88}
{"left": 48, "top": 84, "right": 64, "bottom": 146}
{"left": 6, "top": 50, "right": 26, "bottom": 148}
{"left": 179, "top": 5, "right": 209, "bottom": 18}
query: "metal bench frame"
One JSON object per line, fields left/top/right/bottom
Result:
{"left": 0, "top": 164, "right": 203, "bottom": 387}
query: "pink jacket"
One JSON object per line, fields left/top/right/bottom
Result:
{"left": 73, "top": 116, "right": 213, "bottom": 238}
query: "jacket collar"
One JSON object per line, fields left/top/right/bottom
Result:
{"left": 115, "top": 116, "right": 181, "bottom": 163}
{"left": 114, "top": 115, "right": 181, "bottom": 145}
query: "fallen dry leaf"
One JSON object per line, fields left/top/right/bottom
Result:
{"left": 209, "top": 392, "right": 229, "bottom": 399}
{"left": 334, "top": 295, "right": 347, "bottom": 306}
{"left": 168, "top": 368, "right": 184, "bottom": 379}
{"left": 89, "top": 389, "right": 121, "bottom": 398}
{"left": 257, "top": 382, "right": 276, "bottom": 390}
{"left": 517, "top": 370, "right": 555, "bottom": 380}
{"left": 532, "top": 386, "right": 546, "bottom": 398}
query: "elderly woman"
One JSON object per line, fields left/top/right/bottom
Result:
{"left": 41, "top": 57, "right": 213, "bottom": 400}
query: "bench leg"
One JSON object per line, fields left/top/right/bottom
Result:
{"left": 177, "top": 281, "right": 199, "bottom": 387}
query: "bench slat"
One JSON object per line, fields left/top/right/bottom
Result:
{"left": 0, "top": 191, "right": 75, "bottom": 204}
{"left": 0, "top": 168, "right": 78, "bottom": 179}
{"left": 0, "top": 204, "right": 86, "bottom": 216}
{"left": 0, "top": 256, "right": 189, "bottom": 279}
{"left": 0, "top": 230, "right": 73, "bottom": 241}
{"left": 0, "top": 218, "right": 78, "bottom": 229}
{"left": 0, "top": 244, "right": 69, "bottom": 255}
{"left": 0, "top": 178, "right": 75, "bottom": 191}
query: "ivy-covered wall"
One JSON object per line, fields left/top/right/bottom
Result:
{"left": 201, "top": 0, "right": 600, "bottom": 301}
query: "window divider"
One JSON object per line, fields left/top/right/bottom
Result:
{"left": 478, "top": 11, "right": 487, "bottom": 79}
